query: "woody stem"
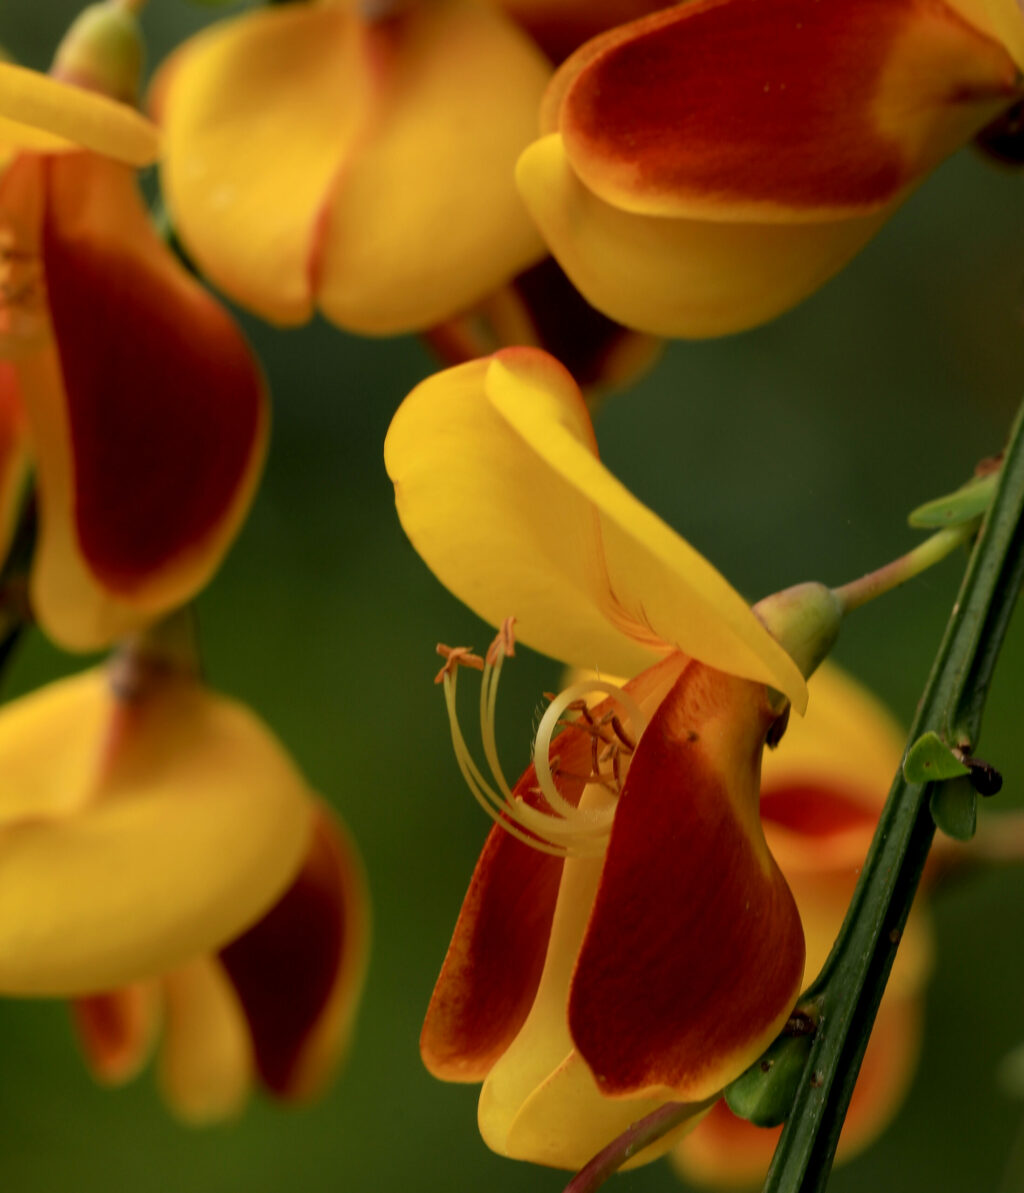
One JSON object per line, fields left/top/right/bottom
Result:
{"left": 764, "top": 395, "right": 1024, "bottom": 1193}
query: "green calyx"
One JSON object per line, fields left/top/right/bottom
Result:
{"left": 754, "top": 582, "right": 844, "bottom": 682}
{"left": 726, "top": 1019, "right": 817, "bottom": 1128}
{"left": 51, "top": 2, "right": 143, "bottom": 106}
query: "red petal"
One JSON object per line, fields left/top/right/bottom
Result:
{"left": 569, "top": 662, "right": 804, "bottom": 1100}
{"left": 218, "top": 804, "right": 368, "bottom": 1098}
{"left": 39, "top": 152, "right": 265, "bottom": 590}
{"left": 557, "top": 0, "right": 1019, "bottom": 218}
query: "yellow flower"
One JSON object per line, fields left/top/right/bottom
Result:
{"left": 72, "top": 803, "right": 370, "bottom": 1121}
{"left": 386, "top": 347, "right": 825, "bottom": 1168}
{"left": 516, "top": 0, "right": 1024, "bottom": 336}
{"left": 0, "top": 61, "right": 267, "bottom": 650}
{"left": 153, "top": 0, "right": 550, "bottom": 334}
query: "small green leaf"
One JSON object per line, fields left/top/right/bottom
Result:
{"left": 726, "top": 1031, "right": 814, "bottom": 1128}
{"left": 929, "top": 777, "right": 977, "bottom": 841}
{"left": 902, "top": 731, "right": 970, "bottom": 783}
{"left": 908, "top": 473, "right": 997, "bottom": 529}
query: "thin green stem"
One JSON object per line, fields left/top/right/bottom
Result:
{"left": 763, "top": 397, "right": 1024, "bottom": 1193}
{"left": 832, "top": 522, "right": 977, "bottom": 614}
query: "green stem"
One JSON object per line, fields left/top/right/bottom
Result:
{"left": 763, "top": 397, "right": 1024, "bottom": 1193}
{"left": 831, "top": 522, "right": 977, "bottom": 614}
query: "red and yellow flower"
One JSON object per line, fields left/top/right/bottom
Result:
{"left": 153, "top": 0, "right": 550, "bottom": 335}
{"left": 0, "top": 59, "right": 267, "bottom": 650}
{"left": 517, "top": 0, "right": 1024, "bottom": 336}
{"left": 385, "top": 346, "right": 839, "bottom": 1167}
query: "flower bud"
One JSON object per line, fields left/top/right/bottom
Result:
{"left": 51, "top": 2, "right": 143, "bottom": 106}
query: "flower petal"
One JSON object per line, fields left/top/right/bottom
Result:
{"left": 20, "top": 152, "right": 266, "bottom": 650}
{"left": 218, "top": 804, "right": 369, "bottom": 1099}
{"left": 72, "top": 981, "right": 159, "bottom": 1084}
{"left": 314, "top": 0, "right": 548, "bottom": 333}
{"left": 0, "top": 362, "right": 30, "bottom": 561}
{"left": 554, "top": 0, "right": 1019, "bottom": 221}
{"left": 0, "top": 668, "right": 312, "bottom": 995}
{"left": 159, "top": 956, "right": 253, "bottom": 1123}
{"left": 568, "top": 662, "right": 805, "bottom": 1100}
{"left": 0, "top": 63, "right": 158, "bottom": 165}
{"left": 156, "top": 4, "right": 375, "bottom": 324}
{"left": 517, "top": 133, "right": 891, "bottom": 337}
{"left": 480, "top": 789, "right": 708, "bottom": 1168}
{"left": 497, "top": 0, "right": 670, "bottom": 64}
{"left": 386, "top": 348, "right": 806, "bottom": 706}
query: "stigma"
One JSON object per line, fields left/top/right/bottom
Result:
{"left": 436, "top": 617, "right": 648, "bottom": 858}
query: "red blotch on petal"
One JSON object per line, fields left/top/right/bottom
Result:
{"left": 41, "top": 154, "right": 264, "bottom": 590}
{"left": 569, "top": 663, "right": 804, "bottom": 1099}
{"left": 218, "top": 806, "right": 363, "bottom": 1098}
{"left": 760, "top": 782, "right": 879, "bottom": 838}
{"left": 560, "top": 0, "right": 1019, "bottom": 214}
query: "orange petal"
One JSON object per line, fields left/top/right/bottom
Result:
{"left": 155, "top": 4, "right": 376, "bottom": 325}
{"left": 517, "top": 132, "right": 893, "bottom": 337}
{"left": 569, "top": 662, "right": 805, "bottom": 1101}
{"left": 218, "top": 803, "right": 369, "bottom": 1099}
{"left": 159, "top": 956, "right": 253, "bottom": 1123}
{"left": 314, "top": 0, "right": 548, "bottom": 333}
{"left": 555, "top": 0, "right": 1019, "bottom": 221}
{"left": 72, "top": 981, "right": 160, "bottom": 1084}
{"left": 19, "top": 152, "right": 266, "bottom": 650}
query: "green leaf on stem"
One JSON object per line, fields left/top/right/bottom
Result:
{"left": 908, "top": 473, "right": 997, "bottom": 529}
{"left": 929, "top": 776, "right": 978, "bottom": 841}
{"left": 902, "top": 731, "right": 970, "bottom": 783}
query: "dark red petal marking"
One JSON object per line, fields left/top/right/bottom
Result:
{"left": 218, "top": 807, "right": 355, "bottom": 1097}
{"left": 561, "top": 0, "right": 1018, "bottom": 210}
{"left": 759, "top": 782, "right": 879, "bottom": 838}
{"left": 41, "top": 153, "right": 263, "bottom": 589}
{"left": 421, "top": 725, "right": 595, "bottom": 1081}
{"left": 569, "top": 664, "right": 804, "bottom": 1098}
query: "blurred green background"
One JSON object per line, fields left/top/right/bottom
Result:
{"left": 6, "top": 3, "right": 1024, "bottom": 1191}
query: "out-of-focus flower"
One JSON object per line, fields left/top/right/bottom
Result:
{"left": 489, "top": 0, "right": 666, "bottom": 64}
{"left": 425, "top": 257, "right": 661, "bottom": 400}
{"left": 385, "top": 347, "right": 845, "bottom": 1168}
{"left": 0, "top": 646, "right": 314, "bottom": 997}
{"left": 672, "top": 663, "right": 932, "bottom": 1186}
{"left": 72, "top": 802, "right": 370, "bottom": 1121}
{"left": 0, "top": 55, "right": 267, "bottom": 651}
{"left": 516, "top": 0, "right": 1024, "bottom": 337}
{"left": 153, "top": 0, "right": 550, "bottom": 335}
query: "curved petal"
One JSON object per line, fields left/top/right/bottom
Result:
{"left": 481, "top": 788, "right": 708, "bottom": 1168}
{"left": 159, "top": 956, "right": 253, "bottom": 1123}
{"left": 315, "top": 0, "right": 548, "bottom": 333}
{"left": 218, "top": 803, "right": 369, "bottom": 1099}
{"left": 21, "top": 153, "right": 266, "bottom": 651}
{"left": 671, "top": 991, "right": 923, "bottom": 1185}
{"left": 386, "top": 348, "right": 805, "bottom": 705}
{"left": 72, "top": 981, "right": 160, "bottom": 1084}
{"left": 0, "top": 63, "right": 158, "bottom": 165}
{"left": 496, "top": 0, "right": 669, "bottom": 64}
{"left": 555, "top": 0, "right": 1018, "bottom": 222}
{"left": 156, "top": 4, "right": 376, "bottom": 325}
{"left": 423, "top": 653, "right": 687, "bottom": 1083}
{"left": 568, "top": 662, "right": 805, "bottom": 1101}
{"left": 0, "top": 667, "right": 313, "bottom": 995}
{"left": 517, "top": 133, "right": 891, "bottom": 338}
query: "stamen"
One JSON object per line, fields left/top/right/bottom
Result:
{"left": 435, "top": 626, "right": 650, "bottom": 857}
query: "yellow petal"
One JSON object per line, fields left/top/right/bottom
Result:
{"left": 0, "top": 63, "right": 157, "bottom": 164}
{"left": 316, "top": 0, "right": 548, "bottom": 333}
{"left": 516, "top": 134, "right": 890, "bottom": 338}
{"left": 0, "top": 668, "right": 312, "bottom": 995}
{"left": 386, "top": 349, "right": 805, "bottom": 706}
{"left": 156, "top": 4, "right": 375, "bottom": 325}
{"left": 947, "top": 0, "right": 1024, "bottom": 69}
{"left": 159, "top": 956, "right": 253, "bottom": 1123}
